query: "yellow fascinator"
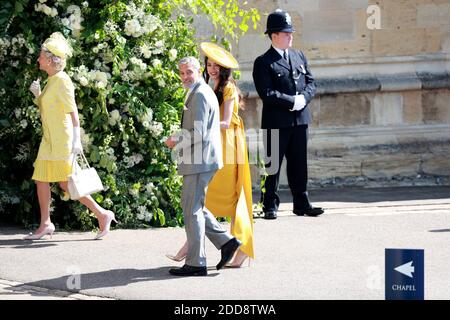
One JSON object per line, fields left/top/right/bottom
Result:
{"left": 200, "top": 42, "right": 239, "bottom": 69}
{"left": 42, "top": 32, "right": 72, "bottom": 59}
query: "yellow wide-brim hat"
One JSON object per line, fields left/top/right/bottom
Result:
{"left": 200, "top": 42, "right": 239, "bottom": 69}
{"left": 42, "top": 32, "right": 72, "bottom": 59}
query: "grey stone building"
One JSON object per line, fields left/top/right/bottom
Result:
{"left": 199, "top": 0, "right": 450, "bottom": 189}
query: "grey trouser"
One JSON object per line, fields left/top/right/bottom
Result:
{"left": 182, "top": 170, "right": 232, "bottom": 267}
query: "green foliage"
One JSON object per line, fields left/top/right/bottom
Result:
{"left": 167, "top": 0, "right": 260, "bottom": 41}
{"left": 0, "top": 0, "right": 259, "bottom": 229}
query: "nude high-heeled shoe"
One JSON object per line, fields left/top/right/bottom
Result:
{"left": 165, "top": 253, "right": 187, "bottom": 262}
{"left": 23, "top": 223, "right": 55, "bottom": 240}
{"left": 225, "top": 251, "right": 251, "bottom": 268}
{"left": 94, "top": 211, "right": 117, "bottom": 240}
{"left": 166, "top": 242, "right": 188, "bottom": 262}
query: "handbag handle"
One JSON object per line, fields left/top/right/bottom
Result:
{"left": 71, "top": 152, "right": 91, "bottom": 173}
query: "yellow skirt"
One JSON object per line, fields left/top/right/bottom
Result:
{"left": 32, "top": 159, "right": 73, "bottom": 182}
{"left": 205, "top": 119, "right": 254, "bottom": 258}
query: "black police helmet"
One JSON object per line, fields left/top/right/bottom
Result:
{"left": 265, "top": 9, "right": 294, "bottom": 34}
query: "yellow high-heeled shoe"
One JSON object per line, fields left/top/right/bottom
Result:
{"left": 23, "top": 223, "right": 55, "bottom": 240}
{"left": 94, "top": 211, "right": 117, "bottom": 240}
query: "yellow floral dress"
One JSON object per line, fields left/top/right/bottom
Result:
{"left": 205, "top": 82, "right": 254, "bottom": 259}
{"left": 32, "top": 71, "right": 77, "bottom": 182}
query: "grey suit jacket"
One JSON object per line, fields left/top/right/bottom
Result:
{"left": 176, "top": 79, "right": 223, "bottom": 176}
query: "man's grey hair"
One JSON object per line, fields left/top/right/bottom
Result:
{"left": 178, "top": 56, "right": 201, "bottom": 71}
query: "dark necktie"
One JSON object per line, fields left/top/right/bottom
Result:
{"left": 283, "top": 51, "right": 288, "bottom": 62}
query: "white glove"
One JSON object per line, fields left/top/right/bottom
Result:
{"left": 29, "top": 78, "right": 41, "bottom": 98}
{"left": 291, "top": 94, "right": 306, "bottom": 111}
{"left": 72, "top": 126, "right": 83, "bottom": 154}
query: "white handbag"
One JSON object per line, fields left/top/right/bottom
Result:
{"left": 68, "top": 153, "right": 104, "bottom": 200}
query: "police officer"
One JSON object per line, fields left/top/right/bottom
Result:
{"left": 252, "top": 9, "right": 324, "bottom": 219}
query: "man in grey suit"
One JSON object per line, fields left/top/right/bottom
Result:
{"left": 165, "top": 56, "right": 241, "bottom": 276}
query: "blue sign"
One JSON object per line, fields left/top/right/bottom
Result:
{"left": 385, "top": 249, "right": 424, "bottom": 300}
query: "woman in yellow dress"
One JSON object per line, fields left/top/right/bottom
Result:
{"left": 167, "top": 43, "right": 254, "bottom": 267}
{"left": 24, "top": 32, "right": 115, "bottom": 240}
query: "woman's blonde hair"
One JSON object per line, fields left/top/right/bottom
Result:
{"left": 41, "top": 46, "right": 66, "bottom": 71}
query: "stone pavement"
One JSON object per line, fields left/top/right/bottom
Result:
{"left": 0, "top": 186, "right": 449, "bottom": 300}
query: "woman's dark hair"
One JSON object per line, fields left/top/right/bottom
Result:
{"left": 203, "top": 56, "right": 245, "bottom": 109}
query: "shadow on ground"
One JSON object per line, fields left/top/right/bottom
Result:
{"left": 1, "top": 266, "right": 221, "bottom": 299}
{"left": 257, "top": 186, "right": 450, "bottom": 204}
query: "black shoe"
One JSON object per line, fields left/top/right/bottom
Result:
{"left": 217, "top": 238, "right": 242, "bottom": 270}
{"left": 263, "top": 211, "right": 277, "bottom": 220}
{"left": 293, "top": 207, "right": 324, "bottom": 217}
{"left": 169, "top": 264, "right": 207, "bottom": 277}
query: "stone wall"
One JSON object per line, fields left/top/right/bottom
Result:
{"left": 196, "top": 0, "right": 450, "bottom": 188}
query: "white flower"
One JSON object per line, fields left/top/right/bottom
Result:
{"left": 144, "top": 212, "right": 152, "bottom": 222}
{"left": 43, "top": 5, "right": 52, "bottom": 16}
{"left": 149, "top": 121, "right": 163, "bottom": 136}
{"left": 80, "top": 128, "right": 93, "bottom": 151}
{"left": 118, "top": 61, "right": 128, "bottom": 70}
{"left": 82, "top": 1, "right": 89, "bottom": 8}
{"left": 50, "top": 7, "right": 58, "bottom": 17}
{"left": 129, "top": 188, "right": 139, "bottom": 197}
{"left": 19, "top": 119, "right": 28, "bottom": 129}
{"left": 39, "top": 0, "right": 47, "bottom": 3}
{"left": 117, "top": 35, "right": 126, "bottom": 45}
{"left": 78, "top": 76, "right": 88, "bottom": 86}
{"left": 140, "top": 43, "right": 152, "bottom": 59}
{"left": 110, "top": 109, "right": 120, "bottom": 121}
{"left": 130, "top": 57, "right": 147, "bottom": 71}
{"left": 145, "top": 182, "right": 154, "bottom": 194}
{"left": 109, "top": 98, "right": 115, "bottom": 104}
{"left": 168, "top": 49, "right": 177, "bottom": 61}
{"left": 138, "top": 205, "right": 147, "bottom": 215}
{"left": 109, "top": 109, "right": 120, "bottom": 126}
{"left": 104, "top": 198, "right": 113, "bottom": 207}
{"left": 67, "top": 5, "right": 81, "bottom": 15}
{"left": 96, "top": 81, "right": 106, "bottom": 89}
{"left": 130, "top": 153, "right": 143, "bottom": 165}
{"left": 61, "top": 18, "right": 70, "bottom": 26}
{"left": 14, "top": 108, "right": 21, "bottom": 118}
{"left": 157, "top": 78, "right": 165, "bottom": 87}
{"left": 155, "top": 40, "right": 164, "bottom": 48}
{"left": 92, "top": 47, "right": 99, "bottom": 54}
{"left": 140, "top": 108, "right": 153, "bottom": 123}
{"left": 152, "top": 59, "right": 161, "bottom": 68}
{"left": 124, "top": 19, "right": 142, "bottom": 37}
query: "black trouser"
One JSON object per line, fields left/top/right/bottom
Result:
{"left": 261, "top": 125, "right": 311, "bottom": 213}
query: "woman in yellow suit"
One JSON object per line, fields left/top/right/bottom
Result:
{"left": 24, "top": 33, "right": 115, "bottom": 240}
{"left": 167, "top": 43, "right": 254, "bottom": 267}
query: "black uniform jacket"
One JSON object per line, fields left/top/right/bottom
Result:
{"left": 253, "top": 46, "right": 316, "bottom": 129}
